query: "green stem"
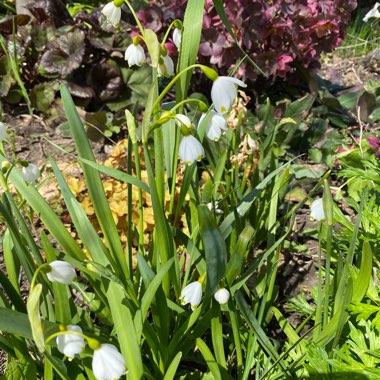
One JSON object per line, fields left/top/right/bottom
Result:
{"left": 229, "top": 308, "right": 243, "bottom": 379}
{"left": 151, "top": 64, "right": 212, "bottom": 111}
{"left": 30, "top": 264, "right": 50, "bottom": 291}
{"left": 161, "top": 20, "right": 178, "bottom": 47}
{"left": 133, "top": 142, "right": 145, "bottom": 251}
{"left": 124, "top": 0, "right": 145, "bottom": 37}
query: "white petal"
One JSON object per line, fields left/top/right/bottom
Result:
{"left": 56, "top": 325, "right": 85, "bottom": 359}
{"left": 22, "top": 164, "right": 40, "bottom": 183}
{"left": 363, "top": 3, "right": 380, "bottom": 22}
{"left": 214, "top": 288, "right": 230, "bottom": 305}
{"left": 93, "top": 344, "right": 126, "bottom": 380}
{"left": 164, "top": 55, "right": 174, "bottom": 76}
{"left": 47, "top": 261, "right": 76, "bottom": 284}
{"left": 180, "top": 281, "right": 203, "bottom": 310}
{"left": 0, "top": 122, "right": 7, "bottom": 142}
{"left": 310, "top": 198, "right": 325, "bottom": 222}
{"left": 178, "top": 135, "right": 204, "bottom": 164}
{"left": 175, "top": 114, "right": 192, "bottom": 129}
{"left": 102, "top": 2, "right": 121, "bottom": 27}
{"left": 173, "top": 28, "right": 182, "bottom": 49}
{"left": 211, "top": 76, "right": 246, "bottom": 114}
{"left": 125, "top": 44, "right": 145, "bottom": 66}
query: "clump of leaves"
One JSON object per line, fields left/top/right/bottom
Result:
{"left": 0, "top": 0, "right": 151, "bottom": 124}
{"left": 139, "top": 0, "right": 357, "bottom": 81}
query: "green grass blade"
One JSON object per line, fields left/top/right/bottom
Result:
{"left": 50, "top": 157, "right": 113, "bottom": 268}
{"left": 198, "top": 205, "right": 227, "bottom": 296}
{"left": 163, "top": 351, "right": 182, "bottom": 380}
{"left": 225, "top": 225, "right": 254, "bottom": 286}
{"left": 176, "top": 0, "right": 205, "bottom": 100}
{"left": 195, "top": 338, "right": 222, "bottom": 380}
{"left": 26, "top": 284, "right": 45, "bottom": 353}
{"left": 106, "top": 282, "right": 143, "bottom": 380}
{"left": 352, "top": 241, "right": 373, "bottom": 304}
{"left": 220, "top": 164, "right": 289, "bottom": 238}
{"left": 60, "top": 85, "right": 128, "bottom": 280}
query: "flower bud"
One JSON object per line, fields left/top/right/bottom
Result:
{"left": 214, "top": 288, "right": 230, "bottom": 305}
{"left": 1, "top": 160, "right": 10, "bottom": 173}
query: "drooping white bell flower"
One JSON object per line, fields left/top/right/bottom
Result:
{"left": 363, "top": 3, "right": 380, "bottom": 22}
{"left": 180, "top": 281, "right": 203, "bottom": 310}
{"left": 175, "top": 114, "right": 192, "bottom": 129}
{"left": 0, "top": 122, "right": 8, "bottom": 142}
{"left": 92, "top": 343, "right": 126, "bottom": 380}
{"left": 198, "top": 111, "right": 227, "bottom": 141}
{"left": 125, "top": 43, "right": 145, "bottom": 67}
{"left": 56, "top": 325, "right": 85, "bottom": 360}
{"left": 158, "top": 54, "right": 174, "bottom": 77}
{"left": 214, "top": 288, "right": 230, "bottom": 305}
{"left": 179, "top": 135, "right": 205, "bottom": 164}
{"left": 46, "top": 261, "right": 76, "bottom": 285}
{"left": 21, "top": 163, "right": 40, "bottom": 183}
{"left": 101, "top": 0, "right": 123, "bottom": 27}
{"left": 310, "top": 198, "right": 325, "bottom": 222}
{"left": 173, "top": 28, "right": 182, "bottom": 50}
{"left": 211, "top": 76, "right": 247, "bottom": 115}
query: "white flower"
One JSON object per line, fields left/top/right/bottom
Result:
{"left": 158, "top": 55, "right": 174, "bottom": 77}
{"left": 179, "top": 135, "right": 205, "bottom": 164}
{"left": 198, "top": 111, "right": 227, "bottom": 141}
{"left": 46, "top": 261, "right": 76, "bottom": 284}
{"left": 173, "top": 28, "right": 182, "bottom": 50}
{"left": 92, "top": 343, "right": 126, "bottom": 380}
{"left": 22, "top": 163, "right": 40, "bottom": 183}
{"left": 101, "top": 1, "right": 122, "bottom": 27}
{"left": 57, "top": 325, "right": 85, "bottom": 360}
{"left": 214, "top": 288, "right": 230, "bottom": 305}
{"left": 310, "top": 198, "right": 325, "bottom": 222}
{"left": 180, "top": 281, "right": 203, "bottom": 310}
{"left": 175, "top": 114, "right": 192, "bottom": 129}
{"left": 125, "top": 44, "right": 145, "bottom": 67}
{"left": 0, "top": 122, "right": 7, "bottom": 142}
{"left": 211, "top": 76, "right": 247, "bottom": 115}
{"left": 363, "top": 3, "right": 380, "bottom": 22}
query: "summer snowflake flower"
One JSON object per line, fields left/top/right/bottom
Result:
{"left": 214, "top": 288, "right": 230, "bottom": 305}
{"left": 101, "top": 0, "right": 123, "bottom": 27}
{"left": 46, "top": 261, "right": 76, "bottom": 284}
{"left": 92, "top": 343, "right": 126, "bottom": 380}
{"left": 211, "top": 76, "right": 247, "bottom": 115}
{"left": 180, "top": 281, "right": 203, "bottom": 310}
{"left": 175, "top": 114, "right": 192, "bottom": 129}
{"left": 173, "top": 27, "right": 182, "bottom": 50}
{"left": 198, "top": 111, "right": 227, "bottom": 141}
{"left": 125, "top": 43, "right": 145, "bottom": 67}
{"left": 0, "top": 122, "right": 7, "bottom": 142}
{"left": 179, "top": 135, "right": 205, "bottom": 164}
{"left": 363, "top": 3, "right": 380, "bottom": 22}
{"left": 310, "top": 198, "right": 325, "bottom": 222}
{"left": 57, "top": 325, "right": 85, "bottom": 360}
{"left": 158, "top": 54, "right": 174, "bottom": 77}
{"left": 22, "top": 163, "right": 40, "bottom": 183}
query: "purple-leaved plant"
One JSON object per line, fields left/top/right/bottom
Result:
{"left": 138, "top": 0, "right": 357, "bottom": 81}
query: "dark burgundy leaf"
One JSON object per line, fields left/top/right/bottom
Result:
{"left": 40, "top": 30, "right": 85, "bottom": 76}
{"left": 0, "top": 15, "right": 31, "bottom": 34}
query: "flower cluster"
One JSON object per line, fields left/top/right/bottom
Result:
{"left": 176, "top": 74, "right": 245, "bottom": 164}
{"left": 180, "top": 274, "right": 230, "bottom": 310}
{"left": 102, "top": 1, "right": 176, "bottom": 77}
{"left": 43, "top": 260, "right": 126, "bottom": 379}
{"left": 138, "top": 0, "right": 357, "bottom": 80}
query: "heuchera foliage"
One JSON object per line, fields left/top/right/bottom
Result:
{"left": 139, "top": 0, "right": 357, "bottom": 80}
